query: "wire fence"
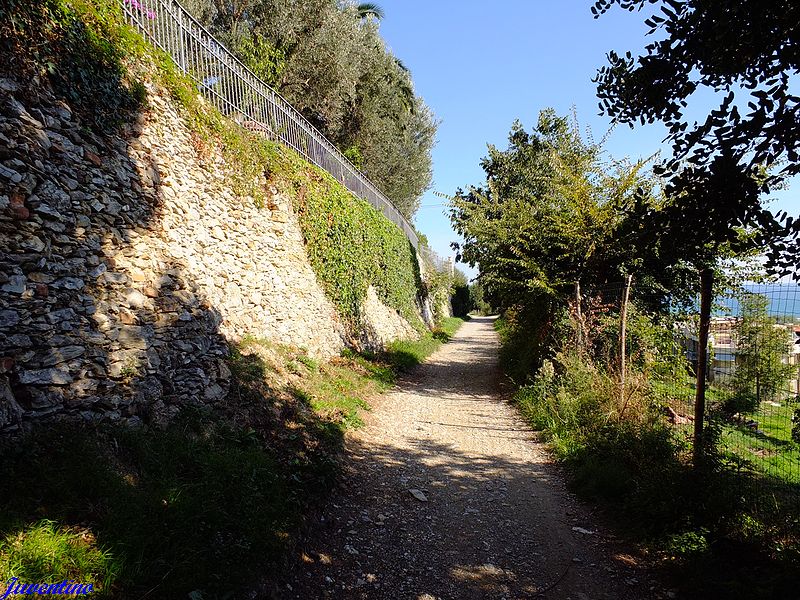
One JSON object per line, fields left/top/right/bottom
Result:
{"left": 120, "top": 0, "right": 418, "bottom": 249}
{"left": 575, "top": 279, "right": 800, "bottom": 504}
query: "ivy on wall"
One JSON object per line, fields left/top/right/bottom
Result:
{"left": 282, "top": 159, "right": 425, "bottom": 332}
{"left": 164, "top": 58, "right": 427, "bottom": 335}
{"left": 0, "top": 0, "right": 148, "bottom": 130}
{"left": 162, "top": 69, "right": 427, "bottom": 332}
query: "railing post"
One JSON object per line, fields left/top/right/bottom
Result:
{"left": 177, "top": 3, "right": 187, "bottom": 73}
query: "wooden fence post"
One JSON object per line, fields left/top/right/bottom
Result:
{"left": 694, "top": 268, "right": 713, "bottom": 467}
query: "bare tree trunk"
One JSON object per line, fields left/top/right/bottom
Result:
{"left": 619, "top": 275, "right": 633, "bottom": 412}
{"left": 575, "top": 281, "right": 583, "bottom": 354}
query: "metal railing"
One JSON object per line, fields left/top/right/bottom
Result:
{"left": 120, "top": 0, "right": 418, "bottom": 249}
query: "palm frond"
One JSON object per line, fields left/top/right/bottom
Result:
{"left": 357, "top": 2, "right": 385, "bottom": 20}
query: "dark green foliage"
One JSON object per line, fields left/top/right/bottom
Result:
{"left": 450, "top": 284, "right": 471, "bottom": 318}
{"left": 469, "top": 281, "right": 493, "bottom": 316}
{"left": 0, "top": 0, "right": 146, "bottom": 130}
{"left": 512, "top": 344, "right": 690, "bottom": 522}
{"left": 512, "top": 331, "right": 779, "bottom": 565}
{"left": 567, "top": 422, "right": 681, "bottom": 506}
{"left": 495, "top": 303, "right": 569, "bottom": 384}
{"left": 343, "top": 145, "right": 365, "bottom": 169}
{"left": 0, "top": 330, "right": 433, "bottom": 598}
{"left": 287, "top": 162, "right": 424, "bottom": 331}
{"left": 0, "top": 412, "right": 333, "bottom": 598}
{"left": 593, "top": 0, "right": 800, "bottom": 277}
{"left": 182, "top": 0, "right": 435, "bottom": 219}
{"left": 589, "top": 303, "right": 687, "bottom": 381}
{"left": 505, "top": 300, "right": 800, "bottom": 597}
{"left": 450, "top": 109, "right": 690, "bottom": 325}
{"left": 233, "top": 32, "right": 286, "bottom": 88}
{"left": 449, "top": 268, "right": 471, "bottom": 318}
{"left": 144, "top": 31, "right": 428, "bottom": 334}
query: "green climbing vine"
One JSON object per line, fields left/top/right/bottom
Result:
{"left": 280, "top": 152, "right": 425, "bottom": 331}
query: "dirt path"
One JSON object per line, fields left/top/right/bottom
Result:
{"left": 276, "top": 317, "right": 666, "bottom": 599}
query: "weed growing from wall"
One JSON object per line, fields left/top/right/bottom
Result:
{"left": 0, "top": 0, "right": 148, "bottom": 130}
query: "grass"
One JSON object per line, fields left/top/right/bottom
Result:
{"left": 719, "top": 400, "right": 800, "bottom": 485}
{"left": 0, "top": 411, "right": 310, "bottom": 598}
{"left": 646, "top": 374, "right": 800, "bottom": 485}
{"left": 509, "top": 345, "right": 800, "bottom": 599}
{"left": 384, "top": 317, "right": 464, "bottom": 370}
{"left": 0, "top": 325, "right": 464, "bottom": 598}
{"left": 0, "top": 521, "right": 117, "bottom": 592}
{"left": 0, "top": 0, "right": 456, "bottom": 595}
{"left": 290, "top": 356, "right": 392, "bottom": 429}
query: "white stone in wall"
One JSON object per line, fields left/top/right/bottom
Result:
{"left": 358, "top": 286, "right": 418, "bottom": 349}
{"left": 112, "top": 95, "right": 348, "bottom": 359}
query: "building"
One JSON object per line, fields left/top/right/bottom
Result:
{"left": 678, "top": 317, "right": 800, "bottom": 395}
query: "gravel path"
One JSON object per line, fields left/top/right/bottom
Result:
{"left": 277, "top": 317, "right": 666, "bottom": 599}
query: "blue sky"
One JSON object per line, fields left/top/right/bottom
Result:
{"left": 375, "top": 1, "right": 800, "bottom": 278}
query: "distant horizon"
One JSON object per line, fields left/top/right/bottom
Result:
{"left": 716, "top": 283, "right": 800, "bottom": 319}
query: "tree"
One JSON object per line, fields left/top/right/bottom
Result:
{"left": 468, "top": 281, "right": 492, "bottom": 316}
{"left": 730, "top": 292, "right": 794, "bottom": 412}
{"left": 356, "top": 2, "right": 384, "bottom": 20}
{"left": 593, "top": 0, "right": 800, "bottom": 276}
{"left": 450, "top": 269, "right": 471, "bottom": 318}
{"left": 449, "top": 109, "right": 675, "bottom": 311}
{"left": 181, "top": 0, "right": 435, "bottom": 219}
{"left": 338, "top": 48, "right": 436, "bottom": 218}
{"left": 448, "top": 110, "right": 683, "bottom": 377}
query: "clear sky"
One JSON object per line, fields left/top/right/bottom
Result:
{"left": 374, "top": 1, "right": 800, "bottom": 279}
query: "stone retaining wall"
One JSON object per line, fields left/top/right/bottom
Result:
{"left": 0, "top": 78, "right": 418, "bottom": 429}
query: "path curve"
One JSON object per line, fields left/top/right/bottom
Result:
{"left": 277, "top": 317, "right": 663, "bottom": 599}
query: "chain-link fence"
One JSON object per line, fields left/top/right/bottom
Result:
{"left": 575, "top": 279, "right": 800, "bottom": 502}
{"left": 120, "top": 0, "right": 418, "bottom": 249}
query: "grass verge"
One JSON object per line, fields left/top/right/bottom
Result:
{"left": 507, "top": 346, "right": 800, "bottom": 599}
{"left": 383, "top": 317, "right": 464, "bottom": 370}
{"left": 0, "top": 325, "right": 463, "bottom": 598}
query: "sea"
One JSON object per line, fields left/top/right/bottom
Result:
{"left": 715, "top": 283, "right": 800, "bottom": 320}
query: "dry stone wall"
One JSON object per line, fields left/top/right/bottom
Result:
{"left": 359, "top": 286, "right": 419, "bottom": 349}
{"left": 0, "top": 77, "right": 418, "bottom": 430}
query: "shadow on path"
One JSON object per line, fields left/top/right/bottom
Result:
{"left": 276, "top": 318, "right": 658, "bottom": 600}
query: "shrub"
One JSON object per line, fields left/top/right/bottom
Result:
{"left": 0, "top": 0, "right": 147, "bottom": 130}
